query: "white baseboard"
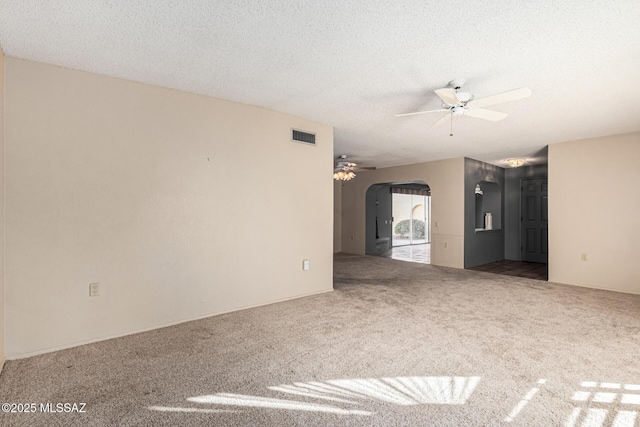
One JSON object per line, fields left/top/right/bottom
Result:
{"left": 9, "top": 287, "right": 334, "bottom": 360}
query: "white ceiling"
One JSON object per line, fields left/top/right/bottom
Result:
{"left": 1, "top": 1, "right": 639, "bottom": 168}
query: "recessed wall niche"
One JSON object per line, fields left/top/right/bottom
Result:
{"left": 475, "top": 181, "right": 501, "bottom": 231}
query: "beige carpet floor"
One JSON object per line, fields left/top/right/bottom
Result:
{"left": 1, "top": 253, "right": 639, "bottom": 426}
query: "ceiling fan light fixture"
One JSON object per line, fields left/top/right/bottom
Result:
{"left": 506, "top": 158, "right": 526, "bottom": 168}
{"left": 333, "top": 170, "right": 356, "bottom": 181}
{"left": 452, "top": 106, "right": 465, "bottom": 116}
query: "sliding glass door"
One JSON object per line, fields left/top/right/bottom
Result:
{"left": 392, "top": 193, "right": 430, "bottom": 247}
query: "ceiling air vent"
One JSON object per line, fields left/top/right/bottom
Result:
{"left": 291, "top": 128, "right": 316, "bottom": 146}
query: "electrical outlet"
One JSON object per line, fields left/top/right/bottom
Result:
{"left": 444, "top": 242, "right": 448, "bottom": 249}
{"left": 581, "top": 253, "right": 587, "bottom": 261}
{"left": 303, "top": 259, "right": 310, "bottom": 271}
{"left": 435, "top": 221, "right": 440, "bottom": 228}
{"left": 89, "top": 282, "right": 100, "bottom": 297}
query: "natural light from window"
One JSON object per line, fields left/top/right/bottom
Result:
{"left": 504, "top": 379, "right": 546, "bottom": 422}
{"left": 565, "top": 381, "right": 639, "bottom": 427}
{"left": 148, "top": 375, "right": 481, "bottom": 416}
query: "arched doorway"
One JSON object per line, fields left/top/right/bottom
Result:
{"left": 365, "top": 181, "right": 431, "bottom": 264}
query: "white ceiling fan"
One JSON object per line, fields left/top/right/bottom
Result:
{"left": 333, "top": 155, "right": 376, "bottom": 181}
{"left": 396, "top": 79, "right": 532, "bottom": 134}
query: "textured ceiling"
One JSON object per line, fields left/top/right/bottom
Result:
{"left": 1, "top": 1, "right": 639, "bottom": 168}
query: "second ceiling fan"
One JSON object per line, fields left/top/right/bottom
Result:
{"left": 396, "top": 79, "right": 532, "bottom": 134}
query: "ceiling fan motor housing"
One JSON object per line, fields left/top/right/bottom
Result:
{"left": 449, "top": 78, "right": 466, "bottom": 90}
{"left": 456, "top": 92, "right": 473, "bottom": 102}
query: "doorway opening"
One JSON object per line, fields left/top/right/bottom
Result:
{"left": 365, "top": 182, "right": 431, "bottom": 264}
{"left": 392, "top": 192, "right": 430, "bottom": 246}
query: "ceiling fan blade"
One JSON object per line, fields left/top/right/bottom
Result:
{"left": 395, "top": 108, "right": 447, "bottom": 117}
{"left": 434, "top": 88, "right": 460, "bottom": 106}
{"left": 472, "top": 87, "right": 532, "bottom": 108}
{"left": 354, "top": 166, "right": 376, "bottom": 171}
{"left": 464, "top": 108, "right": 508, "bottom": 121}
{"left": 429, "top": 113, "right": 452, "bottom": 129}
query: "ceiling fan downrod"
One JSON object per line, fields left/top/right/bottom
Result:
{"left": 450, "top": 112, "right": 453, "bottom": 136}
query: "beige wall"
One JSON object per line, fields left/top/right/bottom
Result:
{"left": 340, "top": 158, "right": 465, "bottom": 268}
{"left": 4, "top": 58, "right": 334, "bottom": 358}
{"left": 333, "top": 180, "right": 342, "bottom": 252}
{"left": 1, "top": 51, "right": 5, "bottom": 367}
{"left": 549, "top": 132, "right": 640, "bottom": 294}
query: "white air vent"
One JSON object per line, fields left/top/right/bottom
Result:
{"left": 291, "top": 128, "right": 316, "bottom": 145}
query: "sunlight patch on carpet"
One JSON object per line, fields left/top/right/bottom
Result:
{"left": 322, "top": 376, "right": 481, "bottom": 405}
{"left": 149, "top": 375, "right": 480, "bottom": 417}
{"left": 268, "top": 376, "right": 480, "bottom": 406}
{"left": 148, "top": 406, "right": 238, "bottom": 414}
{"left": 504, "top": 378, "right": 546, "bottom": 422}
{"left": 187, "top": 393, "right": 372, "bottom": 415}
{"left": 565, "top": 381, "right": 640, "bottom": 427}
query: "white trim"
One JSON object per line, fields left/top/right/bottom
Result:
{"left": 8, "top": 288, "right": 334, "bottom": 360}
